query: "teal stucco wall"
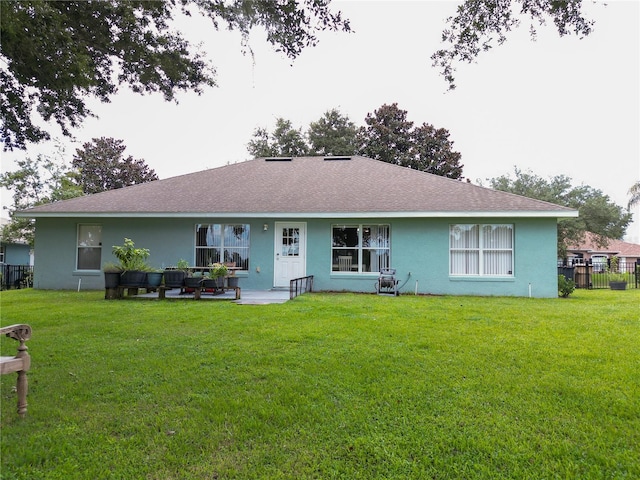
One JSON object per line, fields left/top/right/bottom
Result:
{"left": 1, "top": 242, "right": 31, "bottom": 265}
{"left": 33, "top": 216, "right": 559, "bottom": 297}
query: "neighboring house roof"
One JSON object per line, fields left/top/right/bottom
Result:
{"left": 17, "top": 156, "right": 578, "bottom": 219}
{"left": 567, "top": 232, "right": 640, "bottom": 258}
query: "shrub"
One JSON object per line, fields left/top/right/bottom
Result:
{"left": 558, "top": 274, "right": 576, "bottom": 298}
{"left": 606, "top": 256, "right": 628, "bottom": 283}
{"left": 207, "top": 263, "right": 228, "bottom": 278}
{"left": 111, "top": 238, "right": 151, "bottom": 271}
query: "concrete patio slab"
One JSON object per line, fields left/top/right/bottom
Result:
{"left": 135, "top": 288, "right": 291, "bottom": 305}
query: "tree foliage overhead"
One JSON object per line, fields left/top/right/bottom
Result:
{"left": 488, "top": 167, "right": 633, "bottom": 257}
{"left": 72, "top": 137, "right": 159, "bottom": 194}
{"left": 1, "top": 1, "right": 602, "bottom": 150}
{"left": 432, "top": 0, "right": 595, "bottom": 90}
{"left": 0, "top": 0, "right": 351, "bottom": 150}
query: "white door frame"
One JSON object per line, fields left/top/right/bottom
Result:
{"left": 273, "top": 222, "right": 307, "bottom": 287}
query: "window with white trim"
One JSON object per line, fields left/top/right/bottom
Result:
{"left": 591, "top": 255, "right": 607, "bottom": 273}
{"left": 77, "top": 224, "right": 102, "bottom": 270}
{"left": 195, "top": 224, "right": 250, "bottom": 270}
{"left": 332, "top": 224, "right": 390, "bottom": 273}
{"left": 0, "top": 245, "right": 5, "bottom": 263}
{"left": 450, "top": 224, "right": 513, "bottom": 276}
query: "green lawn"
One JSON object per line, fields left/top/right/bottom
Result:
{"left": 1, "top": 289, "right": 638, "bottom": 479}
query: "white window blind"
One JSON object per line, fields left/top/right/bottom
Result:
{"left": 450, "top": 224, "right": 513, "bottom": 276}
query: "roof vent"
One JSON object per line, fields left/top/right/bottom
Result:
{"left": 323, "top": 156, "right": 352, "bottom": 161}
{"left": 265, "top": 157, "right": 292, "bottom": 162}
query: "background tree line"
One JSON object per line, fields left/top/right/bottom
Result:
{"left": 2, "top": 131, "right": 636, "bottom": 256}
{"left": 486, "top": 168, "right": 635, "bottom": 257}
{"left": 0, "top": 137, "right": 158, "bottom": 246}
{"left": 246, "top": 103, "right": 464, "bottom": 180}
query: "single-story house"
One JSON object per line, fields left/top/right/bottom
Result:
{"left": 17, "top": 156, "right": 578, "bottom": 297}
{"left": 0, "top": 240, "right": 31, "bottom": 266}
{"left": 0, "top": 218, "right": 32, "bottom": 266}
{"left": 1, "top": 218, "right": 33, "bottom": 289}
{"left": 565, "top": 232, "right": 640, "bottom": 271}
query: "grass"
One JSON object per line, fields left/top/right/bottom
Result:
{"left": 1, "top": 289, "right": 639, "bottom": 479}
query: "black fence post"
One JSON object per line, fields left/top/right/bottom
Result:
{"left": 0, "top": 264, "right": 34, "bottom": 290}
{"left": 557, "top": 266, "right": 575, "bottom": 282}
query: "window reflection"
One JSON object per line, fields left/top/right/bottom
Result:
{"left": 332, "top": 225, "right": 389, "bottom": 273}
{"left": 196, "top": 224, "right": 250, "bottom": 270}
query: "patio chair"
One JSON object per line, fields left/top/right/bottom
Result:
{"left": 338, "top": 256, "right": 352, "bottom": 272}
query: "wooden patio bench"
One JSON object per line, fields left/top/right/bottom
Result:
{"left": 0, "top": 324, "right": 32, "bottom": 417}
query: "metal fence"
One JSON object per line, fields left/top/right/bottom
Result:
{"left": 558, "top": 260, "right": 640, "bottom": 289}
{"left": 290, "top": 275, "right": 314, "bottom": 299}
{"left": 0, "top": 264, "right": 34, "bottom": 290}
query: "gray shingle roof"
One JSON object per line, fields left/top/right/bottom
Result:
{"left": 18, "top": 156, "right": 578, "bottom": 218}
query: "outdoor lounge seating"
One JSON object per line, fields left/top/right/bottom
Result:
{"left": 0, "top": 324, "right": 32, "bottom": 417}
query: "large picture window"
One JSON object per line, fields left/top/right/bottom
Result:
{"left": 77, "top": 224, "right": 102, "bottom": 270}
{"left": 195, "top": 224, "right": 250, "bottom": 271}
{"left": 332, "top": 225, "right": 390, "bottom": 273}
{"left": 450, "top": 224, "right": 513, "bottom": 276}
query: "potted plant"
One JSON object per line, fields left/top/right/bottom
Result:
{"left": 146, "top": 269, "right": 164, "bottom": 289}
{"left": 179, "top": 261, "right": 201, "bottom": 289}
{"left": 184, "top": 270, "right": 204, "bottom": 289}
{"left": 112, "top": 238, "right": 151, "bottom": 287}
{"left": 203, "top": 263, "right": 228, "bottom": 290}
{"left": 608, "top": 256, "right": 627, "bottom": 290}
{"left": 225, "top": 262, "right": 239, "bottom": 288}
{"left": 163, "top": 259, "right": 189, "bottom": 288}
{"left": 103, "top": 262, "right": 123, "bottom": 289}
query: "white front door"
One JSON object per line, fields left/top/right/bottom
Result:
{"left": 274, "top": 222, "right": 306, "bottom": 287}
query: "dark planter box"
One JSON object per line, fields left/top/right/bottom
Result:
{"left": 184, "top": 277, "right": 203, "bottom": 289}
{"left": 609, "top": 281, "right": 627, "bottom": 291}
{"left": 104, "top": 272, "right": 121, "bottom": 289}
{"left": 120, "top": 270, "right": 147, "bottom": 287}
{"left": 164, "top": 270, "right": 186, "bottom": 288}
{"left": 227, "top": 276, "right": 239, "bottom": 288}
{"left": 202, "top": 279, "right": 217, "bottom": 290}
{"left": 146, "top": 272, "right": 163, "bottom": 288}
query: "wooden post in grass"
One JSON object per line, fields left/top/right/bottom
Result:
{"left": 105, "top": 287, "right": 121, "bottom": 299}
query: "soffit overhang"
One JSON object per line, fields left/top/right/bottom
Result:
{"left": 17, "top": 210, "right": 579, "bottom": 219}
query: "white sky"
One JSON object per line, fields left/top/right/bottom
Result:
{"left": 2, "top": 0, "right": 639, "bottom": 240}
